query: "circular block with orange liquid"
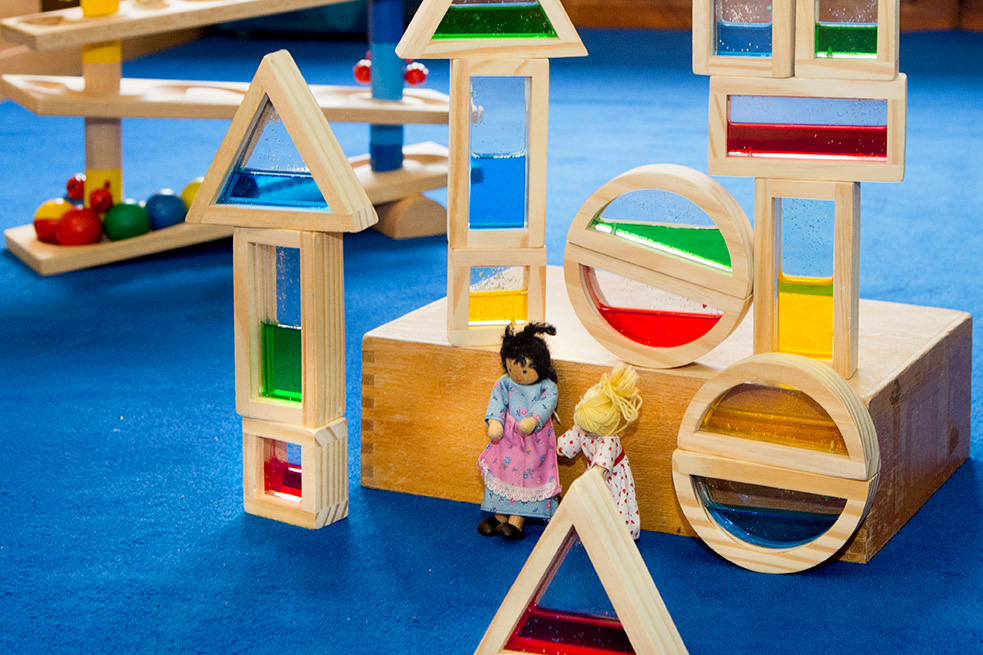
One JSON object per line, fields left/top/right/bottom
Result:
{"left": 672, "top": 353, "right": 880, "bottom": 574}
{"left": 564, "top": 164, "right": 753, "bottom": 369}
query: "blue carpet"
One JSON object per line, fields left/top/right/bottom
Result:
{"left": 1, "top": 28, "right": 982, "bottom": 654}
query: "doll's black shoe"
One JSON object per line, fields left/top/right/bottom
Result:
{"left": 478, "top": 517, "right": 500, "bottom": 537}
{"left": 496, "top": 522, "right": 526, "bottom": 541}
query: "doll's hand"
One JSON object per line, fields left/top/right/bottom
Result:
{"left": 487, "top": 420, "right": 504, "bottom": 442}
{"left": 517, "top": 417, "right": 539, "bottom": 435}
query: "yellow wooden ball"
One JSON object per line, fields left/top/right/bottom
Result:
{"left": 181, "top": 177, "right": 205, "bottom": 209}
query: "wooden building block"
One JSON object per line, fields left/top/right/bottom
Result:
{"left": 233, "top": 228, "right": 346, "bottom": 428}
{"left": 692, "top": 0, "right": 794, "bottom": 78}
{"left": 395, "top": 0, "right": 587, "bottom": 60}
{"left": 753, "top": 179, "right": 861, "bottom": 378}
{"left": 447, "top": 58, "right": 549, "bottom": 250}
{"left": 673, "top": 352, "right": 879, "bottom": 573}
{"left": 564, "top": 164, "right": 753, "bottom": 369}
{"left": 373, "top": 194, "right": 446, "bottom": 240}
{"left": 242, "top": 416, "right": 348, "bottom": 529}
{"left": 474, "top": 468, "right": 687, "bottom": 655}
{"left": 446, "top": 246, "right": 547, "bottom": 347}
{"left": 795, "top": 0, "right": 900, "bottom": 80}
{"left": 708, "top": 74, "right": 907, "bottom": 182}
{"left": 188, "top": 50, "right": 377, "bottom": 234}
{"left": 361, "top": 267, "right": 972, "bottom": 564}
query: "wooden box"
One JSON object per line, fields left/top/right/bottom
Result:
{"left": 361, "top": 267, "right": 971, "bottom": 563}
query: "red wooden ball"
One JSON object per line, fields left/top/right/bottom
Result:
{"left": 88, "top": 185, "right": 115, "bottom": 213}
{"left": 66, "top": 173, "right": 86, "bottom": 201}
{"left": 354, "top": 59, "right": 372, "bottom": 84}
{"left": 404, "top": 62, "right": 428, "bottom": 86}
{"left": 56, "top": 207, "right": 103, "bottom": 246}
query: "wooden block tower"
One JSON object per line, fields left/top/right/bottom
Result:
{"left": 187, "top": 50, "right": 378, "bottom": 528}
{"left": 696, "top": 0, "right": 906, "bottom": 379}
{"left": 396, "top": 0, "right": 586, "bottom": 346}
{"left": 668, "top": 0, "right": 906, "bottom": 572}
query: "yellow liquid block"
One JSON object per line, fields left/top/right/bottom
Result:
{"left": 778, "top": 290, "right": 833, "bottom": 360}
{"left": 701, "top": 383, "right": 848, "bottom": 455}
{"left": 469, "top": 289, "right": 528, "bottom": 325}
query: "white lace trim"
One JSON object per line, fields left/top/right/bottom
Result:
{"left": 479, "top": 463, "right": 560, "bottom": 502}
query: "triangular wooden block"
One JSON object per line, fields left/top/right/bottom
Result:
{"left": 474, "top": 468, "right": 688, "bottom": 655}
{"left": 396, "top": 0, "right": 586, "bottom": 60}
{"left": 187, "top": 50, "right": 377, "bottom": 233}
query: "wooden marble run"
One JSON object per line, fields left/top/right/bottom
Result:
{"left": 187, "top": 49, "right": 378, "bottom": 528}
{"left": 1, "top": 0, "right": 451, "bottom": 276}
{"left": 475, "top": 467, "right": 687, "bottom": 655}
{"left": 362, "top": 0, "right": 971, "bottom": 577}
{"left": 397, "top": 0, "right": 585, "bottom": 347}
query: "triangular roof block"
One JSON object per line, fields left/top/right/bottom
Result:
{"left": 187, "top": 50, "right": 377, "bottom": 233}
{"left": 396, "top": 0, "right": 586, "bottom": 60}
{"left": 473, "top": 468, "right": 688, "bottom": 655}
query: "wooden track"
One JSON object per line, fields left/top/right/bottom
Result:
{"left": 0, "top": 0, "right": 352, "bottom": 51}
{"left": 1, "top": 75, "right": 450, "bottom": 124}
{"left": 5, "top": 142, "right": 449, "bottom": 275}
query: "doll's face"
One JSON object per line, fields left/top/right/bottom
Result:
{"left": 506, "top": 358, "right": 539, "bottom": 385}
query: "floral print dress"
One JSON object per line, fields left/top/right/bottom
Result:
{"left": 558, "top": 425, "right": 640, "bottom": 539}
{"left": 478, "top": 375, "right": 560, "bottom": 519}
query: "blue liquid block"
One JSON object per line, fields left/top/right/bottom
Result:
{"left": 469, "top": 153, "right": 527, "bottom": 230}
{"left": 704, "top": 499, "right": 840, "bottom": 548}
{"left": 220, "top": 168, "right": 331, "bottom": 211}
{"left": 716, "top": 21, "right": 772, "bottom": 57}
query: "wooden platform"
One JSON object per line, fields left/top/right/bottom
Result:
{"left": 6, "top": 142, "right": 449, "bottom": 275}
{"left": 361, "top": 267, "right": 972, "bottom": 564}
{"left": 0, "top": 0, "right": 352, "bottom": 51}
{"left": 0, "top": 75, "right": 450, "bottom": 124}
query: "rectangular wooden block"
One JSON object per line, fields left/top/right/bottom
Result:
{"left": 361, "top": 267, "right": 971, "bottom": 563}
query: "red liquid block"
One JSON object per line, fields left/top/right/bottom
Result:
{"left": 265, "top": 456, "right": 302, "bottom": 499}
{"left": 727, "top": 122, "right": 888, "bottom": 158}
{"left": 597, "top": 303, "right": 721, "bottom": 348}
{"left": 506, "top": 607, "right": 635, "bottom": 655}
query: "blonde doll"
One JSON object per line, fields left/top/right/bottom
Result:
{"left": 559, "top": 364, "right": 642, "bottom": 539}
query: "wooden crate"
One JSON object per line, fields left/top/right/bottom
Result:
{"left": 361, "top": 267, "right": 971, "bottom": 564}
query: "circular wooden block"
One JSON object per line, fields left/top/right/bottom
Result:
{"left": 563, "top": 164, "right": 753, "bottom": 368}
{"left": 673, "top": 353, "right": 880, "bottom": 574}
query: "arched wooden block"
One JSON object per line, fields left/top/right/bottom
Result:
{"left": 564, "top": 164, "right": 753, "bottom": 369}
{"left": 673, "top": 352, "right": 880, "bottom": 574}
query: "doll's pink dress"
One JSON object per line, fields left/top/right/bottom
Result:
{"left": 478, "top": 375, "right": 560, "bottom": 517}
{"left": 558, "top": 425, "right": 640, "bottom": 539}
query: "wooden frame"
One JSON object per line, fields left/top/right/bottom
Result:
{"left": 753, "top": 179, "right": 861, "bottom": 378}
{"left": 187, "top": 50, "right": 377, "bottom": 234}
{"left": 473, "top": 467, "right": 688, "bottom": 655}
{"left": 692, "top": 0, "right": 794, "bottom": 78}
{"left": 242, "top": 416, "right": 348, "bottom": 530}
{"left": 447, "top": 246, "right": 547, "bottom": 347}
{"left": 233, "top": 228, "right": 346, "bottom": 428}
{"left": 395, "top": 0, "right": 587, "bottom": 60}
{"left": 448, "top": 58, "right": 549, "bottom": 250}
{"left": 673, "top": 352, "right": 879, "bottom": 574}
{"left": 708, "top": 74, "right": 907, "bottom": 182}
{"left": 563, "top": 164, "right": 753, "bottom": 369}
{"left": 795, "top": 0, "right": 900, "bottom": 80}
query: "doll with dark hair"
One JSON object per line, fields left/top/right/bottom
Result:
{"left": 477, "top": 322, "right": 561, "bottom": 541}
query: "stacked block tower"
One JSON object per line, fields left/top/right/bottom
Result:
{"left": 396, "top": 0, "right": 587, "bottom": 346}
{"left": 187, "top": 50, "right": 378, "bottom": 529}
{"left": 694, "top": 0, "right": 905, "bottom": 378}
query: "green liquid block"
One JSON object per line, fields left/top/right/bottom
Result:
{"left": 590, "top": 219, "right": 732, "bottom": 270}
{"left": 815, "top": 23, "right": 877, "bottom": 58}
{"left": 434, "top": 4, "right": 557, "bottom": 39}
{"left": 261, "top": 321, "right": 302, "bottom": 403}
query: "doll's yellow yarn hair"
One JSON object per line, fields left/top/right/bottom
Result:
{"left": 573, "top": 364, "right": 642, "bottom": 437}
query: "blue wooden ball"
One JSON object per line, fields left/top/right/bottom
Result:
{"left": 145, "top": 190, "right": 187, "bottom": 230}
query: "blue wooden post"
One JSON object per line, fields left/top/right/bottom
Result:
{"left": 369, "top": 0, "right": 404, "bottom": 172}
